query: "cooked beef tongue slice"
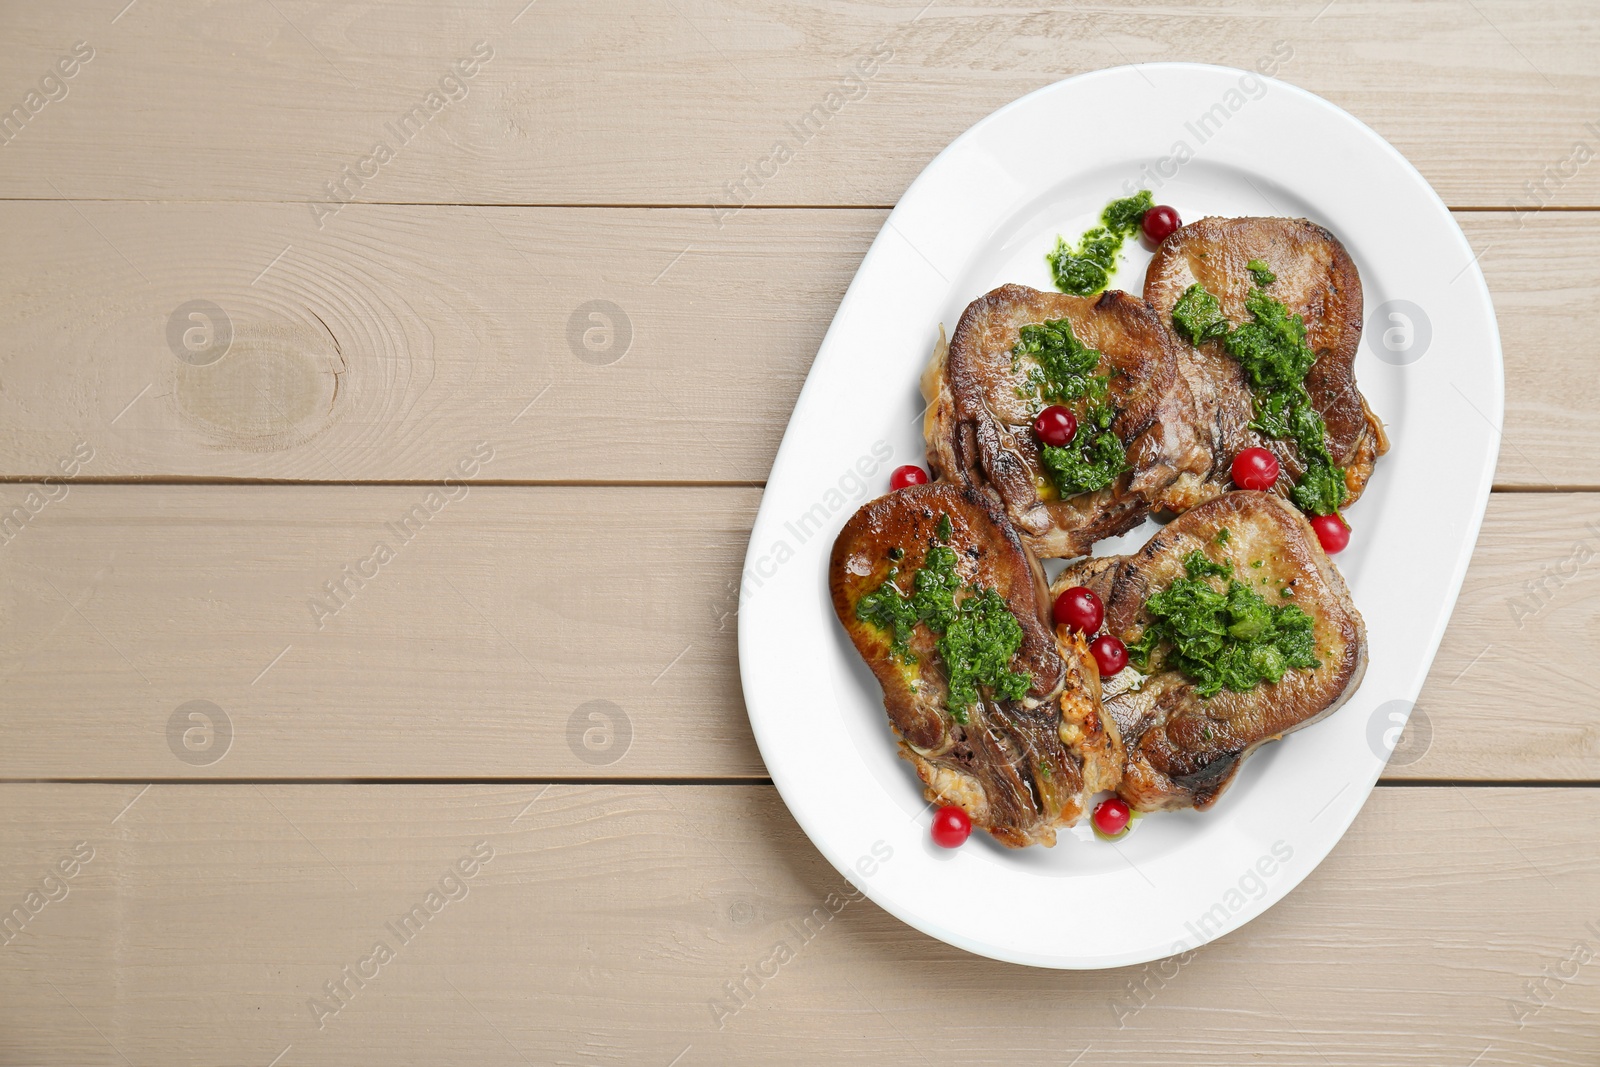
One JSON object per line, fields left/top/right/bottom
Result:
{"left": 830, "top": 482, "right": 1116, "bottom": 846}
{"left": 1144, "top": 216, "right": 1388, "bottom": 509}
{"left": 923, "top": 284, "right": 1210, "bottom": 559}
{"left": 1054, "top": 491, "right": 1367, "bottom": 812}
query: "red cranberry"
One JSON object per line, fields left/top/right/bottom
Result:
{"left": 1142, "top": 205, "right": 1182, "bottom": 243}
{"left": 1090, "top": 635, "right": 1129, "bottom": 676}
{"left": 889, "top": 465, "right": 929, "bottom": 490}
{"left": 1093, "top": 797, "right": 1131, "bottom": 837}
{"left": 931, "top": 805, "right": 972, "bottom": 848}
{"left": 1033, "top": 406, "right": 1078, "bottom": 448}
{"left": 1053, "top": 586, "right": 1104, "bottom": 634}
{"left": 1310, "top": 513, "right": 1350, "bottom": 554}
{"left": 1231, "top": 447, "right": 1280, "bottom": 491}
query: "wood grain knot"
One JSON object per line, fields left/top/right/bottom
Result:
{"left": 174, "top": 315, "right": 345, "bottom": 453}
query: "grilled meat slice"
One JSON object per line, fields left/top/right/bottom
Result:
{"left": 1144, "top": 216, "right": 1388, "bottom": 510}
{"left": 923, "top": 284, "right": 1210, "bottom": 559}
{"left": 830, "top": 482, "right": 1121, "bottom": 847}
{"left": 1054, "top": 491, "right": 1366, "bottom": 812}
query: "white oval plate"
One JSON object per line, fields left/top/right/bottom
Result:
{"left": 738, "top": 63, "right": 1502, "bottom": 969}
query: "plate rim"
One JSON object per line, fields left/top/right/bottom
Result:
{"left": 738, "top": 61, "right": 1504, "bottom": 969}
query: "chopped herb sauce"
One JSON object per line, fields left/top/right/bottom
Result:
{"left": 854, "top": 516, "right": 1032, "bottom": 723}
{"left": 1126, "top": 550, "right": 1320, "bottom": 698}
{"left": 1011, "top": 318, "right": 1108, "bottom": 407}
{"left": 1171, "top": 283, "right": 1229, "bottom": 344}
{"left": 1246, "top": 259, "right": 1277, "bottom": 287}
{"left": 1169, "top": 269, "right": 1347, "bottom": 515}
{"left": 1046, "top": 190, "right": 1153, "bottom": 296}
{"left": 1011, "top": 317, "right": 1128, "bottom": 497}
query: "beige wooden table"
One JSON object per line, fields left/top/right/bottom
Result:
{"left": 2, "top": 2, "right": 1598, "bottom": 1063}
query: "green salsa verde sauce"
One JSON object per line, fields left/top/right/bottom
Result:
{"left": 1245, "top": 259, "right": 1277, "bottom": 287}
{"left": 1169, "top": 267, "right": 1347, "bottom": 515}
{"left": 854, "top": 514, "right": 1032, "bottom": 724}
{"left": 1010, "top": 317, "right": 1128, "bottom": 498}
{"left": 1127, "top": 550, "right": 1321, "bottom": 698}
{"left": 1047, "top": 190, "right": 1153, "bottom": 296}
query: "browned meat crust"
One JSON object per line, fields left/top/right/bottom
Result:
{"left": 1054, "top": 491, "right": 1367, "bottom": 812}
{"left": 830, "top": 482, "right": 1121, "bottom": 846}
{"left": 924, "top": 285, "right": 1210, "bottom": 559}
{"left": 1144, "top": 216, "right": 1388, "bottom": 509}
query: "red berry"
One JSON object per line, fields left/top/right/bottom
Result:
{"left": 1093, "top": 797, "right": 1131, "bottom": 837}
{"left": 889, "top": 465, "right": 928, "bottom": 490}
{"left": 1231, "top": 447, "right": 1280, "bottom": 491}
{"left": 1053, "top": 585, "right": 1104, "bottom": 634}
{"left": 1032, "top": 405, "right": 1078, "bottom": 448}
{"left": 930, "top": 805, "right": 971, "bottom": 848}
{"left": 1310, "top": 513, "right": 1350, "bottom": 554}
{"left": 1142, "top": 205, "right": 1182, "bottom": 243}
{"left": 1089, "top": 634, "right": 1128, "bottom": 676}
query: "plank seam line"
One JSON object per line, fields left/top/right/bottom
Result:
{"left": 2, "top": 198, "right": 1598, "bottom": 213}
{"left": 0, "top": 478, "right": 769, "bottom": 488}
{"left": 0, "top": 778, "right": 1594, "bottom": 788}
{"left": 1376, "top": 778, "right": 1600, "bottom": 789}
{"left": 0, "top": 776, "right": 779, "bottom": 786}
{"left": 0, "top": 480, "right": 1586, "bottom": 493}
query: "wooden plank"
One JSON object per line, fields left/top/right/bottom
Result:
{"left": 1422, "top": 492, "right": 1600, "bottom": 781}
{"left": 0, "top": 783, "right": 1595, "bottom": 1065}
{"left": 0, "top": 485, "right": 762, "bottom": 779}
{"left": 0, "top": 204, "right": 876, "bottom": 483}
{"left": 0, "top": 206, "right": 1594, "bottom": 486}
{"left": 0, "top": 485, "right": 1596, "bottom": 781}
{"left": 1469, "top": 212, "right": 1600, "bottom": 490}
{"left": 1, "top": 2, "right": 1597, "bottom": 208}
